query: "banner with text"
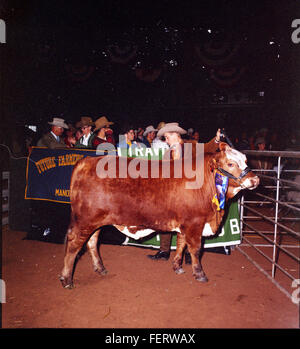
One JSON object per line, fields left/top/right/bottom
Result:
{"left": 25, "top": 147, "right": 99, "bottom": 203}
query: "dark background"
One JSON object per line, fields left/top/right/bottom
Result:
{"left": 1, "top": 0, "right": 300, "bottom": 146}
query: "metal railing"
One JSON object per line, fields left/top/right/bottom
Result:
{"left": 238, "top": 150, "right": 300, "bottom": 304}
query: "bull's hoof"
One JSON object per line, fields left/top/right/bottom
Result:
{"left": 96, "top": 268, "right": 108, "bottom": 276}
{"left": 174, "top": 267, "right": 185, "bottom": 275}
{"left": 59, "top": 276, "right": 74, "bottom": 289}
{"left": 195, "top": 275, "right": 208, "bottom": 283}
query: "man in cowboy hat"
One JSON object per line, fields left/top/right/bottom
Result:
{"left": 37, "top": 117, "right": 69, "bottom": 149}
{"left": 75, "top": 116, "right": 95, "bottom": 149}
{"left": 152, "top": 121, "right": 169, "bottom": 153}
{"left": 148, "top": 123, "right": 221, "bottom": 261}
{"left": 92, "top": 116, "right": 115, "bottom": 148}
{"left": 142, "top": 125, "right": 158, "bottom": 147}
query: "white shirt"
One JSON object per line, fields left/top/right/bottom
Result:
{"left": 152, "top": 137, "right": 169, "bottom": 151}
{"left": 51, "top": 131, "right": 60, "bottom": 142}
{"left": 80, "top": 133, "right": 92, "bottom": 146}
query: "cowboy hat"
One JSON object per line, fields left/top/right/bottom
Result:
{"left": 48, "top": 117, "right": 69, "bottom": 129}
{"left": 77, "top": 116, "right": 94, "bottom": 127}
{"left": 156, "top": 121, "right": 166, "bottom": 130}
{"left": 94, "top": 116, "right": 114, "bottom": 132}
{"left": 157, "top": 122, "right": 187, "bottom": 138}
{"left": 143, "top": 125, "right": 158, "bottom": 137}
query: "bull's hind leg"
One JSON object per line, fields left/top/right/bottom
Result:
{"left": 87, "top": 229, "right": 107, "bottom": 276}
{"left": 60, "top": 224, "right": 89, "bottom": 289}
{"left": 173, "top": 232, "right": 186, "bottom": 275}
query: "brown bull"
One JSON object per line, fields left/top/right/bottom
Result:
{"left": 60, "top": 142, "right": 259, "bottom": 288}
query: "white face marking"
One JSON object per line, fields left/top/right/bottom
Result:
{"left": 202, "top": 223, "right": 214, "bottom": 237}
{"left": 242, "top": 178, "right": 256, "bottom": 190}
{"left": 225, "top": 148, "right": 247, "bottom": 170}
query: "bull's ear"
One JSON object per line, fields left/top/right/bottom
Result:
{"left": 219, "top": 142, "right": 230, "bottom": 152}
{"left": 209, "top": 157, "right": 217, "bottom": 172}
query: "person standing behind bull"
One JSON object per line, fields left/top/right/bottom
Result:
{"left": 75, "top": 116, "right": 95, "bottom": 149}
{"left": 92, "top": 116, "right": 116, "bottom": 148}
{"left": 37, "top": 117, "right": 69, "bottom": 149}
{"left": 136, "top": 127, "right": 144, "bottom": 143}
{"left": 64, "top": 124, "right": 76, "bottom": 148}
{"left": 116, "top": 125, "right": 142, "bottom": 157}
{"left": 152, "top": 121, "right": 170, "bottom": 154}
{"left": 142, "top": 125, "right": 157, "bottom": 147}
{"left": 117, "top": 125, "right": 136, "bottom": 148}
{"left": 147, "top": 123, "right": 221, "bottom": 261}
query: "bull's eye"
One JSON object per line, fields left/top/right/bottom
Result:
{"left": 228, "top": 163, "right": 234, "bottom": 168}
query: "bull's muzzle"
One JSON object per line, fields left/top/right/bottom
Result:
{"left": 241, "top": 174, "right": 260, "bottom": 190}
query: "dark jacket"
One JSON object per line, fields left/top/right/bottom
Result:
{"left": 75, "top": 133, "right": 95, "bottom": 149}
{"left": 37, "top": 132, "right": 67, "bottom": 149}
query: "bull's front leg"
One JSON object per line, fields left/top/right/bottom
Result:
{"left": 60, "top": 224, "right": 89, "bottom": 289}
{"left": 172, "top": 231, "right": 186, "bottom": 275}
{"left": 188, "top": 244, "right": 208, "bottom": 282}
{"left": 185, "top": 224, "right": 208, "bottom": 283}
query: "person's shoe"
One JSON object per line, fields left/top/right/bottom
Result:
{"left": 184, "top": 251, "right": 192, "bottom": 264}
{"left": 147, "top": 250, "right": 170, "bottom": 261}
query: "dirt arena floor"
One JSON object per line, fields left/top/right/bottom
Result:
{"left": 1, "top": 227, "right": 299, "bottom": 329}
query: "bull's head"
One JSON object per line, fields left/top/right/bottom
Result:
{"left": 210, "top": 142, "right": 259, "bottom": 197}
